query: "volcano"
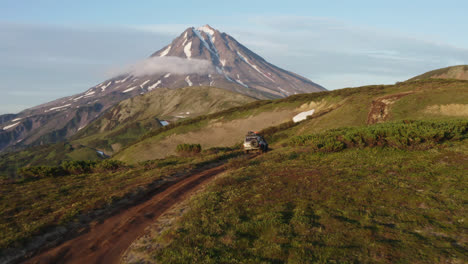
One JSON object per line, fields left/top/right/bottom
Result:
{"left": 0, "top": 25, "right": 325, "bottom": 152}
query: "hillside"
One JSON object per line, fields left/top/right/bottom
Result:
{"left": 1, "top": 78, "right": 467, "bottom": 263}
{"left": 71, "top": 86, "right": 255, "bottom": 155}
{"left": 124, "top": 121, "right": 468, "bottom": 263}
{"left": 0, "top": 86, "right": 254, "bottom": 177}
{"left": 114, "top": 79, "right": 468, "bottom": 163}
{"left": 408, "top": 65, "right": 468, "bottom": 81}
{"left": 3, "top": 120, "right": 467, "bottom": 263}
{"left": 2, "top": 79, "right": 466, "bottom": 177}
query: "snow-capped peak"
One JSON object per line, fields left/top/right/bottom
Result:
{"left": 197, "top": 24, "right": 215, "bottom": 36}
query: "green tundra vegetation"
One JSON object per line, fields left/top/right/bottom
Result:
{"left": 140, "top": 120, "right": 468, "bottom": 263}
{"left": 0, "top": 148, "right": 242, "bottom": 250}
{"left": 114, "top": 79, "right": 468, "bottom": 163}
{"left": 0, "top": 79, "right": 467, "bottom": 263}
{"left": 176, "top": 143, "right": 202, "bottom": 156}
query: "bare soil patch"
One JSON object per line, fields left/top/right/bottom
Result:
{"left": 367, "top": 92, "right": 414, "bottom": 124}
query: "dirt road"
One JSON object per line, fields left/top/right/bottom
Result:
{"left": 24, "top": 164, "right": 227, "bottom": 264}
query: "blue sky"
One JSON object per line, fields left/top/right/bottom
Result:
{"left": 1, "top": 0, "right": 468, "bottom": 114}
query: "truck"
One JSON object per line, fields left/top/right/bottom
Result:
{"left": 243, "top": 131, "right": 268, "bottom": 153}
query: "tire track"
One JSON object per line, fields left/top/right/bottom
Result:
{"left": 24, "top": 164, "right": 227, "bottom": 264}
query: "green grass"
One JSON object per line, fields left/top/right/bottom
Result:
{"left": 0, "top": 143, "right": 104, "bottom": 178}
{"left": 0, "top": 148, "right": 243, "bottom": 250}
{"left": 139, "top": 121, "right": 468, "bottom": 263}
{"left": 116, "top": 79, "right": 468, "bottom": 164}
{"left": 290, "top": 120, "right": 468, "bottom": 152}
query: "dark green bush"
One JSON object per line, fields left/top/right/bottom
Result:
{"left": 176, "top": 144, "right": 202, "bottom": 156}
{"left": 61, "top": 160, "right": 97, "bottom": 174}
{"left": 17, "top": 166, "right": 67, "bottom": 180}
{"left": 93, "top": 160, "right": 127, "bottom": 172}
{"left": 17, "top": 159, "right": 128, "bottom": 180}
{"left": 290, "top": 120, "right": 468, "bottom": 152}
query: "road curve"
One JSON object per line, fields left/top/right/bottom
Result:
{"left": 24, "top": 164, "right": 226, "bottom": 264}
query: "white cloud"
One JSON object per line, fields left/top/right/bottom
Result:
{"left": 108, "top": 56, "right": 215, "bottom": 77}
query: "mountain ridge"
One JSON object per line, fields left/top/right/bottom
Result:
{"left": 408, "top": 65, "right": 468, "bottom": 81}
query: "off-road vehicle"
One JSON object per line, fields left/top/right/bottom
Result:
{"left": 243, "top": 131, "right": 268, "bottom": 153}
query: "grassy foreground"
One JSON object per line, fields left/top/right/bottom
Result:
{"left": 0, "top": 149, "right": 242, "bottom": 251}
{"left": 132, "top": 121, "right": 468, "bottom": 263}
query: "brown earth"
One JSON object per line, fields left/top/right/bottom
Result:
{"left": 24, "top": 163, "right": 231, "bottom": 264}
{"left": 367, "top": 92, "right": 414, "bottom": 124}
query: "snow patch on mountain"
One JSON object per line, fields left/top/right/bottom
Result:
{"left": 198, "top": 25, "right": 215, "bottom": 36}
{"left": 100, "top": 81, "right": 112, "bottom": 92}
{"left": 164, "top": 73, "right": 171, "bottom": 78}
{"left": 123, "top": 86, "right": 137, "bottom": 93}
{"left": 193, "top": 28, "right": 218, "bottom": 57}
{"left": 46, "top": 104, "right": 71, "bottom": 112}
{"left": 148, "top": 80, "right": 161, "bottom": 90}
{"left": 84, "top": 91, "right": 96, "bottom": 97}
{"left": 185, "top": 76, "right": 193, "bottom": 86}
{"left": 278, "top": 87, "right": 290, "bottom": 96}
{"left": 115, "top": 76, "right": 130, "bottom": 84}
{"left": 184, "top": 42, "right": 192, "bottom": 58}
{"left": 140, "top": 80, "right": 150, "bottom": 88}
{"left": 160, "top": 45, "right": 171, "bottom": 57}
{"left": 182, "top": 32, "right": 188, "bottom": 46}
{"left": 73, "top": 95, "right": 84, "bottom": 101}
{"left": 293, "top": 109, "right": 315, "bottom": 123}
{"left": 236, "top": 79, "right": 248, "bottom": 88}
{"left": 2, "top": 122, "right": 20, "bottom": 130}
{"left": 224, "top": 73, "right": 234, "bottom": 83}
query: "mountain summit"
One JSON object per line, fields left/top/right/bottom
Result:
{"left": 0, "top": 25, "right": 325, "bottom": 153}
{"left": 149, "top": 25, "right": 326, "bottom": 98}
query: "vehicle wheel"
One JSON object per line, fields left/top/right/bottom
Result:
{"left": 250, "top": 139, "right": 258, "bottom": 147}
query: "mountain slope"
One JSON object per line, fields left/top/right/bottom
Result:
{"left": 0, "top": 86, "right": 254, "bottom": 177}
{"left": 126, "top": 123, "right": 467, "bottom": 263}
{"left": 150, "top": 25, "right": 325, "bottom": 98}
{"left": 114, "top": 79, "right": 468, "bottom": 163}
{"left": 0, "top": 25, "right": 324, "bottom": 153}
{"left": 71, "top": 86, "right": 255, "bottom": 154}
{"left": 408, "top": 65, "right": 468, "bottom": 81}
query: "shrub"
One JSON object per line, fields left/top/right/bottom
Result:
{"left": 290, "top": 120, "right": 468, "bottom": 152}
{"left": 93, "top": 160, "right": 126, "bottom": 172}
{"left": 61, "top": 160, "right": 96, "bottom": 174}
{"left": 17, "top": 159, "right": 129, "bottom": 180}
{"left": 17, "top": 166, "right": 67, "bottom": 180}
{"left": 176, "top": 144, "right": 202, "bottom": 156}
